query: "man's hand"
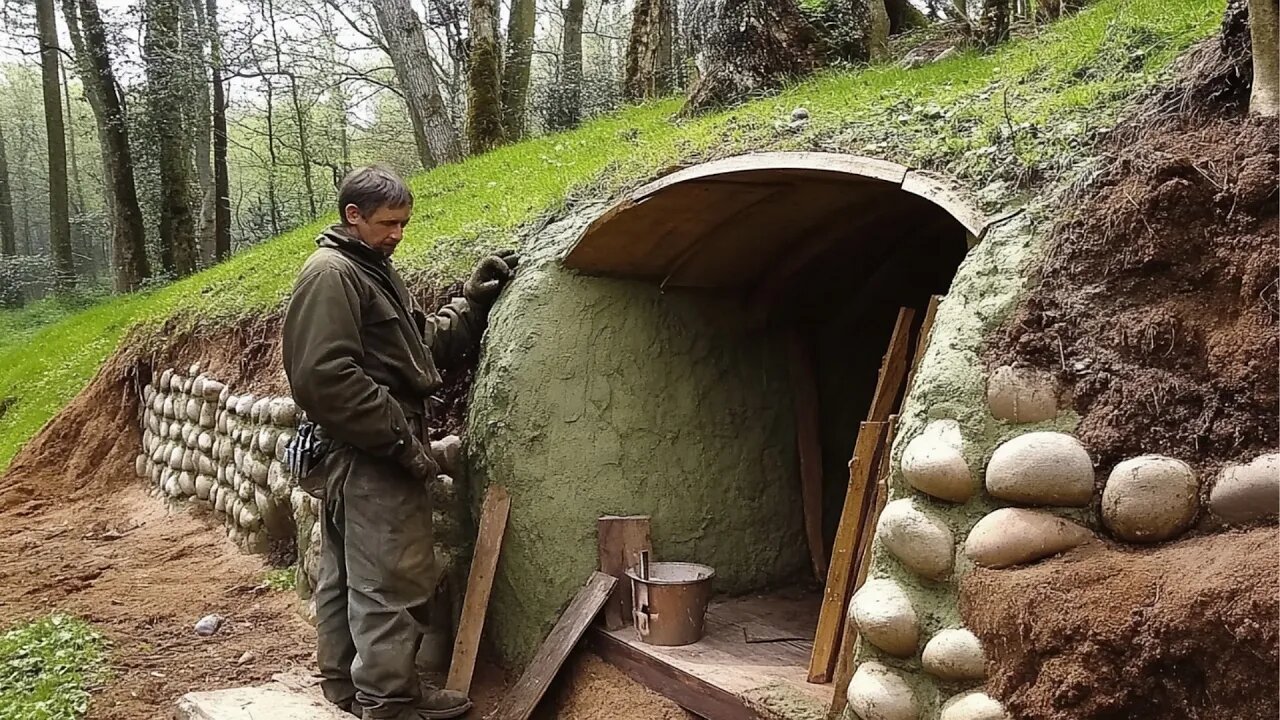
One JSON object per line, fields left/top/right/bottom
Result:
{"left": 464, "top": 250, "right": 521, "bottom": 308}
{"left": 396, "top": 437, "right": 440, "bottom": 484}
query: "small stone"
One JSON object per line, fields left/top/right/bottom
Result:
{"left": 941, "top": 692, "right": 1008, "bottom": 720}
{"left": 848, "top": 662, "right": 918, "bottom": 720}
{"left": 194, "top": 614, "right": 223, "bottom": 636}
{"left": 791, "top": 107, "right": 810, "bottom": 121}
{"left": 1102, "top": 455, "right": 1198, "bottom": 543}
{"left": 159, "top": 368, "right": 174, "bottom": 390}
{"left": 135, "top": 455, "right": 148, "bottom": 478}
{"left": 192, "top": 376, "right": 206, "bottom": 398}
{"left": 934, "top": 46, "right": 958, "bottom": 62}
{"left": 985, "top": 432, "right": 1094, "bottom": 506}
{"left": 987, "top": 365, "right": 1058, "bottom": 423}
{"left": 195, "top": 475, "right": 215, "bottom": 501}
{"left": 902, "top": 420, "right": 974, "bottom": 503}
{"left": 965, "top": 508, "right": 1092, "bottom": 568}
{"left": 169, "top": 372, "right": 183, "bottom": 393}
{"left": 202, "top": 379, "right": 225, "bottom": 402}
{"left": 922, "top": 628, "right": 985, "bottom": 682}
{"left": 235, "top": 394, "right": 255, "bottom": 417}
{"left": 430, "top": 435, "right": 464, "bottom": 476}
{"left": 1210, "top": 453, "right": 1279, "bottom": 524}
{"left": 251, "top": 397, "right": 271, "bottom": 424}
{"left": 850, "top": 579, "right": 919, "bottom": 657}
{"left": 877, "top": 499, "right": 954, "bottom": 580}
{"left": 236, "top": 650, "right": 257, "bottom": 665}
{"left": 268, "top": 397, "right": 298, "bottom": 427}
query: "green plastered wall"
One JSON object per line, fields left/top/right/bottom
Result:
{"left": 466, "top": 202, "right": 811, "bottom": 666}
{"left": 845, "top": 207, "right": 1083, "bottom": 718}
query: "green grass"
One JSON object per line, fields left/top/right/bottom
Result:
{"left": 0, "top": 0, "right": 1223, "bottom": 472}
{"left": 263, "top": 566, "right": 298, "bottom": 592}
{"left": 0, "top": 615, "right": 108, "bottom": 720}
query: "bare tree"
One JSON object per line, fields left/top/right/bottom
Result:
{"left": 145, "top": 0, "right": 199, "bottom": 277}
{"left": 1250, "top": 0, "right": 1278, "bottom": 115}
{"left": 500, "top": 0, "right": 536, "bottom": 139}
{"left": 372, "top": 0, "right": 463, "bottom": 168}
{"left": 62, "top": 0, "right": 152, "bottom": 290}
{"left": 466, "top": 0, "right": 503, "bottom": 152}
{"left": 36, "top": 0, "right": 76, "bottom": 286}
{"left": 0, "top": 123, "right": 14, "bottom": 257}
{"left": 682, "top": 0, "right": 824, "bottom": 115}
{"left": 819, "top": 0, "right": 889, "bottom": 63}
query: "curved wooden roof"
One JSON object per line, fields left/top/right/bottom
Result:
{"left": 562, "top": 152, "right": 989, "bottom": 291}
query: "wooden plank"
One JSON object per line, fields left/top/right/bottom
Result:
{"left": 902, "top": 295, "right": 942, "bottom": 400}
{"left": 829, "top": 416, "right": 898, "bottom": 719}
{"left": 867, "top": 308, "right": 917, "bottom": 422}
{"left": 807, "top": 421, "right": 887, "bottom": 683}
{"left": 787, "top": 331, "right": 828, "bottom": 584}
{"left": 445, "top": 485, "right": 512, "bottom": 695}
{"left": 596, "top": 515, "right": 652, "bottom": 630}
{"left": 589, "top": 628, "right": 761, "bottom": 720}
{"left": 489, "top": 572, "right": 617, "bottom": 720}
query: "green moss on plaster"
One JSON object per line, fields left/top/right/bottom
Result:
{"left": 467, "top": 202, "right": 810, "bottom": 666}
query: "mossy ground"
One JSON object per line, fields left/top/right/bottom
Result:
{"left": 0, "top": 615, "right": 108, "bottom": 720}
{"left": 0, "top": 0, "right": 1223, "bottom": 472}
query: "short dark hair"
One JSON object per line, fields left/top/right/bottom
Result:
{"left": 338, "top": 166, "right": 413, "bottom": 222}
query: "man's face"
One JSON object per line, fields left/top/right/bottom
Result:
{"left": 344, "top": 203, "right": 412, "bottom": 256}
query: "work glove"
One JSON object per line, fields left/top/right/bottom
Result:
{"left": 395, "top": 436, "right": 440, "bottom": 484}
{"left": 463, "top": 250, "right": 521, "bottom": 308}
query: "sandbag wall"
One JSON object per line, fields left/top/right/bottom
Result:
{"left": 134, "top": 364, "right": 469, "bottom": 608}
{"left": 135, "top": 365, "right": 310, "bottom": 557}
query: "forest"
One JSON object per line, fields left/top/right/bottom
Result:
{"left": 0, "top": 0, "right": 1084, "bottom": 306}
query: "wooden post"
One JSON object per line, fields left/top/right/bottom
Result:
{"left": 788, "top": 330, "right": 829, "bottom": 584}
{"left": 489, "top": 572, "right": 618, "bottom": 720}
{"left": 807, "top": 421, "right": 886, "bottom": 683}
{"left": 902, "top": 295, "right": 941, "bottom": 399}
{"left": 867, "top": 307, "right": 917, "bottom": 422}
{"left": 445, "top": 485, "right": 511, "bottom": 695}
{"left": 829, "top": 415, "right": 897, "bottom": 717}
{"left": 597, "top": 515, "right": 652, "bottom": 630}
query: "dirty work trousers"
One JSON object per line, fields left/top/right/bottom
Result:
{"left": 315, "top": 445, "right": 439, "bottom": 719}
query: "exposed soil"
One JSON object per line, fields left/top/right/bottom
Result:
{"left": 992, "top": 110, "right": 1278, "bottom": 480}
{"left": 962, "top": 527, "right": 1279, "bottom": 720}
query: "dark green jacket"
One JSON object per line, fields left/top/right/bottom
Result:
{"left": 282, "top": 226, "right": 484, "bottom": 458}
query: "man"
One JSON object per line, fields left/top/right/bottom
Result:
{"left": 282, "top": 166, "right": 517, "bottom": 720}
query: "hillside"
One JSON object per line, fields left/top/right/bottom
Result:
{"left": 0, "top": 0, "right": 1224, "bottom": 474}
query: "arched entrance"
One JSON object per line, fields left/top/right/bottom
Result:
{"left": 563, "top": 152, "right": 987, "bottom": 719}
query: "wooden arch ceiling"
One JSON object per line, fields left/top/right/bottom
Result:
{"left": 562, "top": 152, "right": 990, "bottom": 297}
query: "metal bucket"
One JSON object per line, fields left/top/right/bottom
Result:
{"left": 626, "top": 561, "right": 716, "bottom": 647}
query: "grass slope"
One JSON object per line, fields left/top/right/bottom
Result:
{"left": 0, "top": 0, "right": 1223, "bottom": 472}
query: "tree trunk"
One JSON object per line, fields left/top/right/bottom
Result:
{"left": 1249, "top": 0, "right": 1279, "bottom": 116}
{"left": 60, "top": 60, "right": 94, "bottom": 281}
{"left": 885, "top": 0, "right": 929, "bottom": 33}
{"left": 681, "top": 0, "right": 825, "bottom": 115}
{"left": 208, "top": 0, "right": 231, "bottom": 261}
{"left": 62, "top": 0, "right": 151, "bottom": 291}
{"left": 188, "top": 0, "right": 215, "bottom": 264}
{"left": 0, "top": 124, "right": 14, "bottom": 256}
{"left": 977, "top": 0, "right": 1010, "bottom": 47}
{"left": 560, "top": 0, "right": 585, "bottom": 128}
{"left": 372, "top": 0, "right": 463, "bottom": 168}
{"left": 264, "top": 79, "right": 281, "bottom": 237}
{"left": 466, "top": 0, "right": 504, "bottom": 153}
{"left": 625, "top": 0, "right": 669, "bottom": 100}
{"left": 36, "top": 0, "right": 76, "bottom": 287}
{"left": 819, "top": 0, "right": 888, "bottom": 63}
{"left": 500, "top": 0, "right": 536, "bottom": 139}
{"left": 264, "top": 0, "right": 317, "bottom": 219}
{"left": 145, "top": 0, "right": 198, "bottom": 277}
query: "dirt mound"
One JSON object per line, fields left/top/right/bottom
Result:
{"left": 961, "top": 527, "right": 1279, "bottom": 720}
{"left": 992, "top": 109, "right": 1278, "bottom": 476}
